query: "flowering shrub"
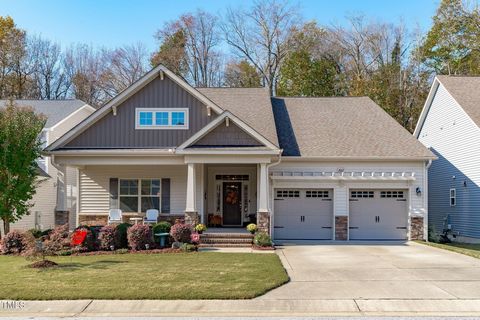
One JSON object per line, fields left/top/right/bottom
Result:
{"left": 115, "top": 223, "right": 131, "bottom": 249}
{"left": 253, "top": 232, "right": 272, "bottom": 247}
{"left": 246, "top": 223, "right": 257, "bottom": 234}
{"left": 170, "top": 222, "right": 192, "bottom": 243}
{"left": 127, "top": 224, "right": 153, "bottom": 251}
{"left": 1, "top": 230, "right": 32, "bottom": 254}
{"left": 72, "top": 226, "right": 98, "bottom": 252}
{"left": 43, "top": 224, "right": 70, "bottom": 253}
{"left": 98, "top": 225, "right": 117, "bottom": 250}
{"left": 190, "top": 233, "right": 200, "bottom": 244}
{"left": 194, "top": 223, "right": 207, "bottom": 232}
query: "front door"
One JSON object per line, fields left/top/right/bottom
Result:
{"left": 222, "top": 182, "right": 242, "bottom": 226}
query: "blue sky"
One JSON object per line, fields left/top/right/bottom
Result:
{"left": 0, "top": 0, "right": 439, "bottom": 52}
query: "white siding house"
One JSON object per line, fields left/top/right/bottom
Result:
{"left": 0, "top": 100, "right": 95, "bottom": 232}
{"left": 415, "top": 76, "right": 480, "bottom": 242}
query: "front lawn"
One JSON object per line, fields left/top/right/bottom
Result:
{"left": 416, "top": 241, "right": 480, "bottom": 259}
{"left": 0, "top": 252, "right": 288, "bottom": 300}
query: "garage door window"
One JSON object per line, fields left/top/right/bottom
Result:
{"left": 351, "top": 191, "right": 374, "bottom": 198}
{"left": 380, "top": 191, "right": 404, "bottom": 198}
{"left": 276, "top": 190, "right": 300, "bottom": 198}
{"left": 306, "top": 190, "right": 329, "bottom": 198}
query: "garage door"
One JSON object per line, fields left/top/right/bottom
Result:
{"left": 349, "top": 190, "right": 408, "bottom": 240}
{"left": 274, "top": 189, "right": 333, "bottom": 240}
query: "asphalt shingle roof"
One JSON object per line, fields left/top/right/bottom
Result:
{"left": 0, "top": 99, "right": 88, "bottom": 128}
{"left": 271, "top": 96, "right": 434, "bottom": 158}
{"left": 436, "top": 75, "right": 480, "bottom": 128}
{"left": 197, "top": 87, "right": 279, "bottom": 147}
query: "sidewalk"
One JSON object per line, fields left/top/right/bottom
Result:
{"left": 2, "top": 299, "right": 480, "bottom": 317}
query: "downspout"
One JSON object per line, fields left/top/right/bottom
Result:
{"left": 266, "top": 149, "right": 283, "bottom": 238}
{"left": 424, "top": 159, "right": 432, "bottom": 242}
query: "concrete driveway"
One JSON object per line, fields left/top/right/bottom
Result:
{"left": 260, "top": 241, "right": 480, "bottom": 300}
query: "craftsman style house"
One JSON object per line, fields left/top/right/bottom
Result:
{"left": 45, "top": 65, "right": 434, "bottom": 241}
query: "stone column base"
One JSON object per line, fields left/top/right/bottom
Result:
{"left": 257, "top": 211, "right": 270, "bottom": 235}
{"left": 185, "top": 211, "right": 199, "bottom": 226}
{"left": 335, "top": 216, "right": 348, "bottom": 240}
{"left": 410, "top": 216, "right": 424, "bottom": 240}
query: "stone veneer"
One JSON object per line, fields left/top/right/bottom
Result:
{"left": 410, "top": 216, "right": 424, "bottom": 240}
{"left": 184, "top": 211, "right": 199, "bottom": 226}
{"left": 257, "top": 211, "right": 270, "bottom": 234}
{"left": 335, "top": 216, "right": 348, "bottom": 240}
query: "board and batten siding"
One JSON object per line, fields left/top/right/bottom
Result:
{"left": 79, "top": 165, "right": 188, "bottom": 215}
{"left": 65, "top": 76, "right": 216, "bottom": 149}
{"left": 193, "top": 122, "right": 263, "bottom": 147}
{"left": 270, "top": 161, "right": 427, "bottom": 220}
{"left": 418, "top": 83, "right": 480, "bottom": 239}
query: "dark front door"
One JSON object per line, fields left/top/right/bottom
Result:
{"left": 223, "top": 182, "right": 242, "bottom": 226}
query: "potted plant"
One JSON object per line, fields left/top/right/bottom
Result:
{"left": 194, "top": 223, "right": 207, "bottom": 234}
{"left": 246, "top": 223, "right": 257, "bottom": 234}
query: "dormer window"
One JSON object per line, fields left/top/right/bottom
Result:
{"left": 135, "top": 108, "right": 188, "bottom": 129}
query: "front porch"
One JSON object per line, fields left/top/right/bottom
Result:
{"left": 55, "top": 154, "right": 273, "bottom": 234}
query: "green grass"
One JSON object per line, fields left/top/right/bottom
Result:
{"left": 0, "top": 252, "right": 288, "bottom": 300}
{"left": 416, "top": 241, "right": 480, "bottom": 259}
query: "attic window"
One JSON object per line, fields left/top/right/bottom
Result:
{"left": 135, "top": 108, "right": 188, "bottom": 129}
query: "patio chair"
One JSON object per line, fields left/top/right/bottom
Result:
{"left": 144, "top": 209, "right": 159, "bottom": 224}
{"left": 108, "top": 209, "right": 123, "bottom": 225}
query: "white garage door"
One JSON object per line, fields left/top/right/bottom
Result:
{"left": 274, "top": 189, "right": 333, "bottom": 240}
{"left": 349, "top": 190, "right": 408, "bottom": 240}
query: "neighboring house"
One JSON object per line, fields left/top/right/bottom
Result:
{"left": 415, "top": 76, "right": 480, "bottom": 243}
{"left": 44, "top": 65, "right": 434, "bottom": 241}
{"left": 0, "top": 100, "right": 95, "bottom": 231}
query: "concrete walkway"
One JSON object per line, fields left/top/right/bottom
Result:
{"left": 2, "top": 242, "right": 480, "bottom": 317}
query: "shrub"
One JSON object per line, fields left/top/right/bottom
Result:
{"left": 98, "top": 225, "right": 117, "bottom": 250}
{"left": 72, "top": 226, "right": 98, "bottom": 252}
{"left": 41, "top": 229, "right": 52, "bottom": 237}
{"left": 27, "top": 229, "right": 43, "bottom": 239}
{"left": 1, "top": 230, "right": 32, "bottom": 254}
{"left": 194, "top": 223, "right": 207, "bottom": 232}
{"left": 43, "top": 224, "right": 70, "bottom": 253}
{"left": 152, "top": 221, "right": 172, "bottom": 234}
{"left": 254, "top": 232, "right": 272, "bottom": 247}
{"left": 181, "top": 243, "right": 197, "bottom": 252}
{"left": 115, "top": 248, "right": 129, "bottom": 254}
{"left": 115, "top": 223, "right": 131, "bottom": 249}
{"left": 127, "top": 224, "right": 153, "bottom": 251}
{"left": 170, "top": 222, "right": 192, "bottom": 243}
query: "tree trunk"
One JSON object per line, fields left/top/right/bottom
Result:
{"left": 2, "top": 219, "right": 9, "bottom": 237}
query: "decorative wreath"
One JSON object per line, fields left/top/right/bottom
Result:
{"left": 225, "top": 190, "right": 239, "bottom": 205}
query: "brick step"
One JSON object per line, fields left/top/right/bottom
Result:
{"left": 199, "top": 243, "right": 252, "bottom": 248}
{"left": 200, "top": 233, "right": 254, "bottom": 239}
{"left": 201, "top": 238, "right": 253, "bottom": 244}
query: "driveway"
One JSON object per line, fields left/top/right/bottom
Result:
{"left": 260, "top": 241, "right": 480, "bottom": 300}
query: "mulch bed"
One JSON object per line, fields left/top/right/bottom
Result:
{"left": 28, "top": 260, "right": 58, "bottom": 268}
{"left": 72, "top": 248, "right": 183, "bottom": 256}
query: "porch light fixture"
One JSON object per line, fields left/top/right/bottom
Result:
{"left": 416, "top": 187, "right": 421, "bottom": 196}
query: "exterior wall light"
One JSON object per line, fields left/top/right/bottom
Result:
{"left": 416, "top": 187, "right": 421, "bottom": 196}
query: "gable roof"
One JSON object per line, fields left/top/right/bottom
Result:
{"left": 272, "top": 97, "right": 435, "bottom": 159}
{"left": 436, "top": 75, "right": 480, "bottom": 127}
{"left": 197, "top": 88, "right": 278, "bottom": 147}
{"left": 0, "top": 99, "right": 90, "bottom": 128}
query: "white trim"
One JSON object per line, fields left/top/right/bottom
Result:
{"left": 45, "top": 64, "right": 224, "bottom": 151}
{"left": 118, "top": 178, "right": 161, "bottom": 214}
{"left": 48, "top": 104, "right": 96, "bottom": 131}
{"left": 177, "top": 111, "right": 279, "bottom": 151}
{"left": 280, "top": 156, "right": 436, "bottom": 161}
{"left": 449, "top": 188, "right": 456, "bottom": 207}
{"left": 135, "top": 108, "right": 189, "bottom": 130}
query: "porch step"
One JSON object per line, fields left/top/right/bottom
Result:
{"left": 199, "top": 232, "right": 254, "bottom": 248}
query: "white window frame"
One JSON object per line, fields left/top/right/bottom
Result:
{"left": 450, "top": 188, "right": 456, "bottom": 207}
{"left": 118, "top": 178, "right": 161, "bottom": 213}
{"left": 135, "top": 108, "right": 189, "bottom": 130}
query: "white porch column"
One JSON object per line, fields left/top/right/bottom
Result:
{"left": 185, "top": 163, "right": 197, "bottom": 213}
{"left": 258, "top": 163, "right": 269, "bottom": 213}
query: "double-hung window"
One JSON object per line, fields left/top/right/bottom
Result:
{"left": 136, "top": 108, "right": 188, "bottom": 129}
{"left": 450, "top": 188, "right": 456, "bottom": 207}
{"left": 119, "top": 179, "right": 161, "bottom": 213}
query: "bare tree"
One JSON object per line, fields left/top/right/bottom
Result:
{"left": 223, "top": 0, "right": 300, "bottom": 95}
{"left": 30, "top": 36, "right": 70, "bottom": 99}
{"left": 100, "top": 43, "right": 148, "bottom": 99}
{"left": 153, "top": 10, "right": 223, "bottom": 87}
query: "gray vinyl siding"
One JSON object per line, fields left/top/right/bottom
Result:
{"left": 193, "top": 122, "right": 263, "bottom": 147}
{"left": 418, "top": 83, "right": 480, "bottom": 239}
{"left": 64, "top": 76, "right": 216, "bottom": 148}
